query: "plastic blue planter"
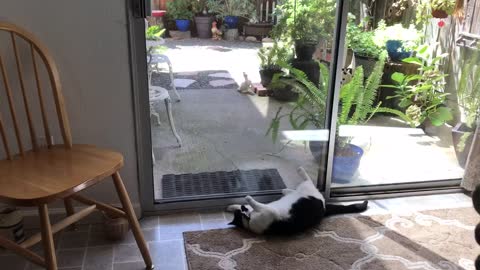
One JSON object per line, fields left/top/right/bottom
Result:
{"left": 332, "top": 144, "right": 364, "bottom": 183}
{"left": 224, "top": 16, "right": 239, "bottom": 29}
{"left": 175, "top": 19, "right": 191, "bottom": 32}
{"left": 386, "top": 40, "right": 412, "bottom": 61}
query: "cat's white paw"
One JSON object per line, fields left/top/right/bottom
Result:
{"left": 245, "top": 195, "right": 254, "bottom": 203}
{"left": 226, "top": 204, "right": 241, "bottom": 212}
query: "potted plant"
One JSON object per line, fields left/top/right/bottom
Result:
{"left": 431, "top": 0, "right": 456, "bottom": 18}
{"left": 207, "top": 0, "right": 255, "bottom": 29}
{"left": 266, "top": 60, "right": 329, "bottom": 154}
{"left": 258, "top": 42, "right": 291, "bottom": 86}
{"left": 145, "top": 25, "right": 165, "bottom": 45}
{"left": 415, "top": 0, "right": 456, "bottom": 24}
{"left": 167, "top": 0, "right": 194, "bottom": 32}
{"left": 374, "top": 20, "right": 421, "bottom": 61}
{"left": 332, "top": 54, "right": 411, "bottom": 181}
{"left": 346, "top": 15, "right": 384, "bottom": 77}
{"left": 453, "top": 48, "right": 480, "bottom": 167}
{"left": 267, "top": 55, "right": 411, "bottom": 181}
{"left": 384, "top": 45, "right": 453, "bottom": 133}
{"left": 145, "top": 25, "right": 168, "bottom": 55}
{"left": 192, "top": 0, "right": 215, "bottom": 38}
{"left": 272, "top": 0, "right": 336, "bottom": 61}
{"left": 267, "top": 73, "right": 299, "bottom": 101}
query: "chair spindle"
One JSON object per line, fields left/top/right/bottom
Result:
{"left": 0, "top": 53, "right": 24, "bottom": 156}
{"left": 0, "top": 113, "right": 11, "bottom": 159}
{"left": 11, "top": 33, "right": 38, "bottom": 151}
{"left": 31, "top": 44, "right": 52, "bottom": 147}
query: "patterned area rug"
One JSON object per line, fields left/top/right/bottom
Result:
{"left": 184, "top": 207, "right": 479, "bottom": 270}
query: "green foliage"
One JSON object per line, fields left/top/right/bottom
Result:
{"left": 192, "top": 0, "right": 209, "bottom": 15}
{"left": 167, "top": 0, "right": 194, "bottom": 20}
{"left": 146, "top": 26, "right": 165, "bottom": 41}
{"left": 458, "top": 48, "right": 480, "bottom": 128}
{"left": 415, "top": 0, "right": 455, "bottom": 27}
{"left": 338, "top": 53, "right": 412, "bottom": 146}
{"left": 266, "top": 61, "right": 328, "bottom": 142}
{"left": 346, "top": 15, "right": 384, "bottom": 59}
{"left": 456, "top": 48, "right": 480, "bottom": 151}
{"left": 258, "top": 42, "right": 291, "bottom": 70}
{"left": 272, "top": 0, "right": 336, "bottom": 44}
{"left": 206, "top": 0, "right": 255, "bottom": 19}
{"left": 431, "top": 0, "right": 456, "bottom": 14}
{"left": 384, "top": 44, "right": 453, "bottom": 126}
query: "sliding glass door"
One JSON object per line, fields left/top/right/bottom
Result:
{"left": 130, "top": 0, "right": 473, "bottom": 212}
{"left": 326, "top": 0, "right": 475, "bottom": 198}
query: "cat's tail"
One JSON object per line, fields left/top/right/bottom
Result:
{"left": 325, "top": 201, "right": 368, "bottom": 216}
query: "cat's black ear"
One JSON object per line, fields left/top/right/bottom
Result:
{"left": 241, "top": 205, "right": 248, "bottom": 212}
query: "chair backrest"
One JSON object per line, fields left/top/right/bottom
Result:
{"left": 0, "top": 22, "right": 72, "bottom": 160}
{"left": 257, "top": 0, "right": 277, "bottom": 23}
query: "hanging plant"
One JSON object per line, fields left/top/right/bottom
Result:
{"left": 431, "top": 0, "right": 456, "bottom": 18}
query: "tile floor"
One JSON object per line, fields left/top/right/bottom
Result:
{"left": 0, "top": 193, "right": 473, "bottom": 270}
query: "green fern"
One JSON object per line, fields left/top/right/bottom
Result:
{"left": 355, "top": 54, "right": 386, "bottom": 122}
{"left": 267, "top": 56, "right": 413, "bottom": 144}
{"left": 266, "top": 61, "right": 328, "bottom": 142}
{"left": 339, "top": 53, "right": 412, "bottom": 127}
{"left": 339, "top": 67, "right": 363, "bottom": 125}
{"left": 278, "top": 61, "right": 326, "bottom": 111}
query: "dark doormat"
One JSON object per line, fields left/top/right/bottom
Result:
{"left": 161, "top": 169, "right": 286, "bottom": 199}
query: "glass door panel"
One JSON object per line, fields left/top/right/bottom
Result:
{"left": 145, "top": 0, "right": 340, "bottom": 204}
{"left": 329, "top": 1, "right": 477, "bottom": 190}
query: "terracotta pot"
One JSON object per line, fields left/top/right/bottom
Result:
{"left": 195, "top": 16, "right": 214, "bottom": 39}
{"left": 432, "top": 9, "right": 448, "bottom": 18}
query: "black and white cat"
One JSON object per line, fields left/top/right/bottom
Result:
{"left": 226, "top": 167, "right": 368, "bottom": 235}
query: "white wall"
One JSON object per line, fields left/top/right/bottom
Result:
{"left": 0, "top": 1, "right": 141, "bottom": 206}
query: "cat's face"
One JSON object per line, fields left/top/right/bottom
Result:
{"left": 229, "top": 208, "right": 250, "bottom": 228}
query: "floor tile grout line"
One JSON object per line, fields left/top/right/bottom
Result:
{"left": 80, "top": 224, "right": 91, "bottom": 270}
{"left": 111, "top": 243, "right": 114, "bottom": 270}
{"left": 157, "top": 215, "right": 162, "bottom": 240}
{"left": 198, "top": 213, "right": 204, "bottom": 231}
{"left": 113, "top": 259, "right": 144, "bottom": 264}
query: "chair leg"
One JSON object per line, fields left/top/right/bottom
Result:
{"left": 39, "top": 204, "right": 58, "bottom": 270}
{"left": 150, "top": 105, "right": 161, "bottom": 126}
{"left": 112, "top": 172, "right": 154, "bottom": 269}
{"left": 63, "top": 198, "right": 76, "bottom": 230}
{"left": 164, "top": 98, "right": 182, "bottom": 147}
{"left": 165, "top": 56, "right": 181, "bottom": 102}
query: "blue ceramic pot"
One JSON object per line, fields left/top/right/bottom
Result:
{"left": 175, "top": 19, "right": 191, "bottom": 32}
{"left": 224, "top": 16, "right": 239, "bottom": 29}
{"left": 332, "top": 144, "right": 364, "bottom": 183}
{"left": 386, "top": 40, "right": 412, "bottom": 61}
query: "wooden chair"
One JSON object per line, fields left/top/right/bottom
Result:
{"left": 0, "top": 22, "right": 153, "bottom": 270}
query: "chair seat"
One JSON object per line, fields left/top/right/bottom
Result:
{"left": 0, "top": 144, "right": 124, "bottom": 206}
{"left": 150, "top": 85, "right": 170, "bottom": 101}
